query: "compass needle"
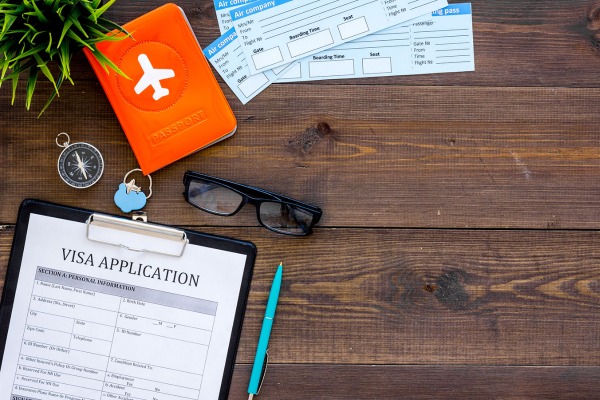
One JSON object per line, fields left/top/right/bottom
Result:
{"left": 75, "top": 152, "right": 88, "bottom": 179}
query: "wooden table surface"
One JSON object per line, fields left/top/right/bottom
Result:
{"left": 2, "top": 0, "right": 600, "bottom": 398}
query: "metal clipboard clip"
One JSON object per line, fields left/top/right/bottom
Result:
{"left": 86, "top": 213, "right": 188, "bottom": 257}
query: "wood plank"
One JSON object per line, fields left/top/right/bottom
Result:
{"left": 2, "top": 227, "right": 600, "bottom": 365}
{"left": 1, "top": 85, "right": 599, "bottom": 229}
{"left": 24, "top": 0, "right": 600, "bottom": 88}
{"left": 228, "top": 365, "right": 600, "bottom": 399}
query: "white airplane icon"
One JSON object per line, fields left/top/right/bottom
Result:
{"left": 134, "top": 53, "right": 175, "bottom": 101}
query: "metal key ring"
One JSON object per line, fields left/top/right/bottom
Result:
{"left": 123, "top": 168, "right": 152, "bottom": 199}
{"left": 56, "top": 132, "right": 71, "bottom": 148}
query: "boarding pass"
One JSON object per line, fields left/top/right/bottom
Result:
{"left": 278, "top": 3, "right": 474, "bottom": 81}
{"left": 230, "top": 0, "right": 448, "bottom": 74}
{"left": 215, "top": 0, "right": 255, "bottom": 34}
{"left": 204, "top": 28, "right": 292, "bottom": 103}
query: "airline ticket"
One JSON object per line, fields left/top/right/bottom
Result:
{"left": 214, "top": 0, "right": 256, "bottom": 34}
{"left": 230, "top": 0, "right": 448, "bottom": 74}
{"left": 278, "top": 3, "right": 474, "bottom": 81}
{"left": 203, "top": 28, "right": 291, "bottom": 104}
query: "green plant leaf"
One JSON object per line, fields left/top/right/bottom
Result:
{"left": 57, "top": 18, "right": 73, "bottom": 47}
{"left": 31, "top": 30, "right": 44, "bottom": 43}
{"left": 4, "top": 28, "right": 28, "bottom": 35}
{"left": 0, "top": 14, "right": 17, "bottom": 41}
{"left": 67, "top": 8, "right": 89, "bottom": 38}
{"left": 85, "top": 26, "right": 127, "bottom": 42}
{"left": 58, "top": 41, "right": 70, "bottom": 75}
{"left": 91, "top": 0, "right": 116, "bottom": 20}
{"left": 28, "top": 0, "right": 49, "bottom": 24}
{"left": 90, "top": 45, "right": 129, "bottom": 79}
{"left": 23, "top": 23, "right": 39, "bottom": 34}
{"left": 10, "top": 43, "right": 45, "bottom": 63}
{"left": 3, "top": 59, "right": 35, "bottom": 81}
{"left": 25, "top": 66, "right": 38, "bottom": 110}
{"left": 97, "top": 16, "right": 123, "bottom": 29}
{"left": 51, "top": 0, "right": 62, "bottom": 13}
{"left": 56, "top": 4, "right": 66, "bottom": 18}
{"left": 66, "top": 30, "right": 94, "bottom": 50}
{"left": 97, "top": 18, "right": 132, "bottom": 37}
{"left": 0, "top": 42, "right": 15, "bottom": 75}
{"left": 0, "top": 58, "right": 6, "bottom": 82}
{"left": 82, "top": 1, "right": 96, "bottom": 22}
{"left": 45, "top": 32, "right": 53, "bottom": 52}
{"left": 39, "top": 71, "right": 65, "bottom": 116}
{"left": 1, "top": 61, "right": 10, "bottom": 81}
{"left": 18, "top": 29, "right": 32, "bottom": 44}
{"left": 11, "top": 72, "right": 19, "bottom": 105}
{"left": 58, "top": 42, "right": 73, "bottom": 85}
{"left": 34, "top": 53, "right": 58, "bottom": 94}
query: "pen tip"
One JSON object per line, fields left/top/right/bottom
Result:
{"left": 248, "top": 395, "right": 254, "bottom": 400}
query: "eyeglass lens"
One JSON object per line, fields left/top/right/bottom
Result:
{"left": 259, "top": 202, "right": 314, "bottom": 235}
{"left": 188, "top": 179, "right": 243, "bottom": 215}
{"left": 187, "top": 178, "right": 315, "bottom": 234}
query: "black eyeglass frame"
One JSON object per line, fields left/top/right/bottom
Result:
{"left": 183, "top": 171, "right": 323, "bottom": 236}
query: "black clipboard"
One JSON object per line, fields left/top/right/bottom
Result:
{"left": 0, "top": 199, "right": 256, "bottom": 400}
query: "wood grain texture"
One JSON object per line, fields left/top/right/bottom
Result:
{"left": 2, "top": 227, "right": 600, "bottom": 366}
{"left": 1, "top": 84, "right": 600, "bottom": 229}
{"left": 1, "top": 0, "right": 600, "bottom": 397}
{"left": 26, "top": 0, "right": 600, "bottom": 88}
{"left": 227, "top": 365, "right": 600, "bottom": 399}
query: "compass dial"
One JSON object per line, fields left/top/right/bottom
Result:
{"left": 57, "top": 142, "right": 104, "bottom": 188}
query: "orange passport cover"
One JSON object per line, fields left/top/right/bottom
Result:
{"left": 84, "top": 3, "right": 236, "bottom": 174}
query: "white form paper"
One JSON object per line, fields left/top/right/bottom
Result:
{"left": 204, "top": 28, "right": 291, "bottom": 104}
{"left": 0, "top": 213, "right": 248, "bottom": 400}
{"left": 278, "top": 3, "right": 474, "bottom": 81}
{"left": 230, "top": 0, "right": 448, "bottom": 74}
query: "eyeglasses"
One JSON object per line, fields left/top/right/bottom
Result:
{"left": 183, "top": 171, "right": 323, "bottom": 236}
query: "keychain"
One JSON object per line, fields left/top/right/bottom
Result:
{"left": 114, "top": 169, "right": 153, "bottom": 213}
{"left": 55, "top": 132, "right": 104, "bottom": 188}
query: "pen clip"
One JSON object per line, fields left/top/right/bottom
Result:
{"left": 257, "top": 349, "right": 269, "bottom": 394}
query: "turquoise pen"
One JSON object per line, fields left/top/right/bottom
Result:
{"left": 248, "top": 263, "right": 283, "bottom": 400}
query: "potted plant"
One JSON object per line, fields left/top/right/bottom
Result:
{"left": 0, "top": 0, "right": 128, "bottom": 115}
